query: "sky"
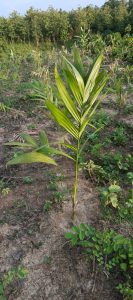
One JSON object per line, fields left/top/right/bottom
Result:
{"left": 0, "top": 0, "right": 105, "bottom": 17}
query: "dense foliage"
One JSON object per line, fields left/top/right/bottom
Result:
{"left": 0, "top": 0, "right": 133, "bottom": 45}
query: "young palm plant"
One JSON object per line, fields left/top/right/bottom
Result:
{"left": 45, "top": 48, "right": 109, "bottom": 215}
{"left": 5, "top": 130, "right": 72, "bottom": 166}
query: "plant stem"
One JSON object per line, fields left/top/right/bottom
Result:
{"left": 73, "top": 138, "right": 80, "bottom": 217}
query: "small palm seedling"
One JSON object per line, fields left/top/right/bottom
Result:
{"left": 75, "top": 27, "right": 90, "bottom": 53}
{"left": 46, "top": 48, "right": 109, "bottom": 215}
{"left": 5, "top": 130, "right": 71, "bottom": 167}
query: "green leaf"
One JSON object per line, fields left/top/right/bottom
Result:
{"left": 61, "top": 143, "right": 77, "bottom": 152}
{"left": 7, "top": 152, "right": 57, "bottom": 166}
{"left": 64, "top": 68, "right": 82, "bottom": 106}
{"left": 120, "top": 263, "right": 127, "bottom": 271}
{"left": 79, "top": 98, "right": 101, "bottom": 138}
{"left": 109, "top": 184, "right": 121, "bottom": 193}
{"left": 46, "top": 100, "right": 79, "bottom": 139}
{"left": 39, "top": 130, "right": 49, "bottom": 146}
{"left": 55, "top": 67, "right": 80, "bottom": 122}
{"left": 0, "top": 282, "right": 4, "bottom": 295}
{"left": 4, "top": 142, "right": 34, "bottom": 148}
{"left": 65, "top": 232, "right": 75, "bottom": 239}
{"left": 62, "top": 55, "right": 84, "bottom": 96}
{"left": 79, "top": 230, "right": 85, "bottom": 240}
{"left": 20, "top": 133, "right": 37, "bottom": 147}
{"left": 73, "top": 46, "right": 85, "bottom": 77}
{"left": 36, "top": 144, "right": 75, "bottom": 161}
{"left": 83, "top": 54, "right": 103, "bottom": 103}
{"left": 17, "top": 266, "right": 28, "bottom": 279}
{"left": 81, "top": 73, "right": 109, "bottom": 123}
{"left": 110, "top": 194, "right": 119, "bottom": 208}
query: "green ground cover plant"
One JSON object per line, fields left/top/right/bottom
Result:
{"left": 65, "top": 224, "right": 133, "bottom": 299}
{"left": 0, "top": 266, "right": 28, "bottom": 300}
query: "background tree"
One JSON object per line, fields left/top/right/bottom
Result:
{"left": 0, "top": 0, "right": 132, "bottom": 44}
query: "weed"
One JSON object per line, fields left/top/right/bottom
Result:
{"left": 1, "top": 188, "right": 11, "bottom": 197}
{"left": 116, "top": 153, "right": 132, "bottom": 171}
{"left": 43, "top": 200, "right": 52, "bottom": 211}
{"left": 0, "top": 266, "right": 28, "bottom": 300}
{"left": 65, "top": 224, "right": 133, "bottom": 299}
{"left": 43, "top": 255, "right": 52, "bottom": 264}
{"left": 90, "top": 143, "right": 103, "bottom": 157}
{"left": 84, "top": 160, "right": 107, "bottom": 183}
{"left": 118, "top": 197, "right": 133, "bottom": 220}
{"left": 117, "top": 280, "right": 133, "bottom": 300}
{"left": 54, "top": 188, "right": 68, "bottom": 203}
{"left": 85, "top": 131, "right": 100, "bottom": 144}
{"left": 99, "top": 152, "right": 132, "bottom": 180}
{"left": 48, "top": 181, "right": 58, "bottom": 191}
{"left": 22, "top": 176, "right": 33, "bottom": 184}
{"left": 111, "top": 126, "right": 128, "bottom": 145}
{"left": 127, "top": 172, "right": 133, "bottom": 185}
{"left": 0, "top": 179, "right": 5, "bottom": 190}
{"left": 100, "top": 182, "right": 122, "bottom": 208}
{"left": 123, "top": 104, "right": 133, "bottom": 115}
{"left": 27, "top": 123, "right": 37, "bottom": 130}
{"left": 91, "top": 110, "right": 112, "bottom": 128}
{"left": 114, "top": 78, "right": 128, "bottom": 109}
{"left": 0, "top": 180, "right": 11, "bottom": 197}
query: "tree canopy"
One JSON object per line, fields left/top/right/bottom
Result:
{"left": 0, "top": 0, "right": 132, "bottom": 44}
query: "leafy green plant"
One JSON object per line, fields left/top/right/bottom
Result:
{"left": 5, "top": 130, "right": 71, "bottom": 167}
{"left": 84, "top": 160, "right": 107, "bottom": 183}
{"left": 116, "top": 154, "right": 132, "bottom": 171}
{"left": 118, "top": 197, "right": 133, "bottom": 220}
{"left": 65, "top": 224, "right": 133, "bottom": 271}
{"left": 1, "top": 188, "right": 11, "bottom": 197}
{"left": 100, "top": 152, "right": 132, "bottom": 180}
{"left": 54, "top": 188, "right": 68, "bottom": 203}
{"left": 127, "top": 172, "right": 133, "bottom": 186}
{"left": 43, "top": 200, "right": 52, "bottom": 211}
{"left": 114, "top": 78, "right": 128, "bottom": 109}
{"left": 118, "top": 172, "right": 133, "bottom": 219}
{"left": 27, "top": 123, "right": 37, "bottom": 130}
{"left": 43, "top": 255, "right": 52, "bottom": 264}
{"left": 65, "top": 224, "right": 133, "bottom": 299}
{"left": 48, "top": 181, "right": 57, "bottom": 191}
{"left": 5, "top": 130, "right": 56, "bottom": 166}
{"left": 0, "top": 180, "right": 11, "bottom": 197}
{"left": 111, "top": 127, "right": 128, "bottom": 145}
{"left": 0, "top": 179, "right": 6, "bottom": 191}
{"left": 100, "top": 182, "right": 122, "bottom": 208}
{"left": 117, "top": 279, "right": 133, "bottom": 300}
{"left": 0, "top": 266, "right": 28, "bottom": 300}
{"left": 22, "top": 176, "right": 33, "bottom": 184}
{"left": 91, "top": 110, "right": 111, "bottom": 128}
{"left": 45, "top": 48, "right": 109, "bottom": 214}
{"left": 90, "top": 143, "right": 103, "bottom": 157}
{"left": 0, "top": 102, "right": 10, "bottom": 112}
{"left": 123, "top": 104, "right": 133, "bottom": 115}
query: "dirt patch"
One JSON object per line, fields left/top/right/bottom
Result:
{"left": 0, "top": 192, "right": 119, "bottom": 300}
